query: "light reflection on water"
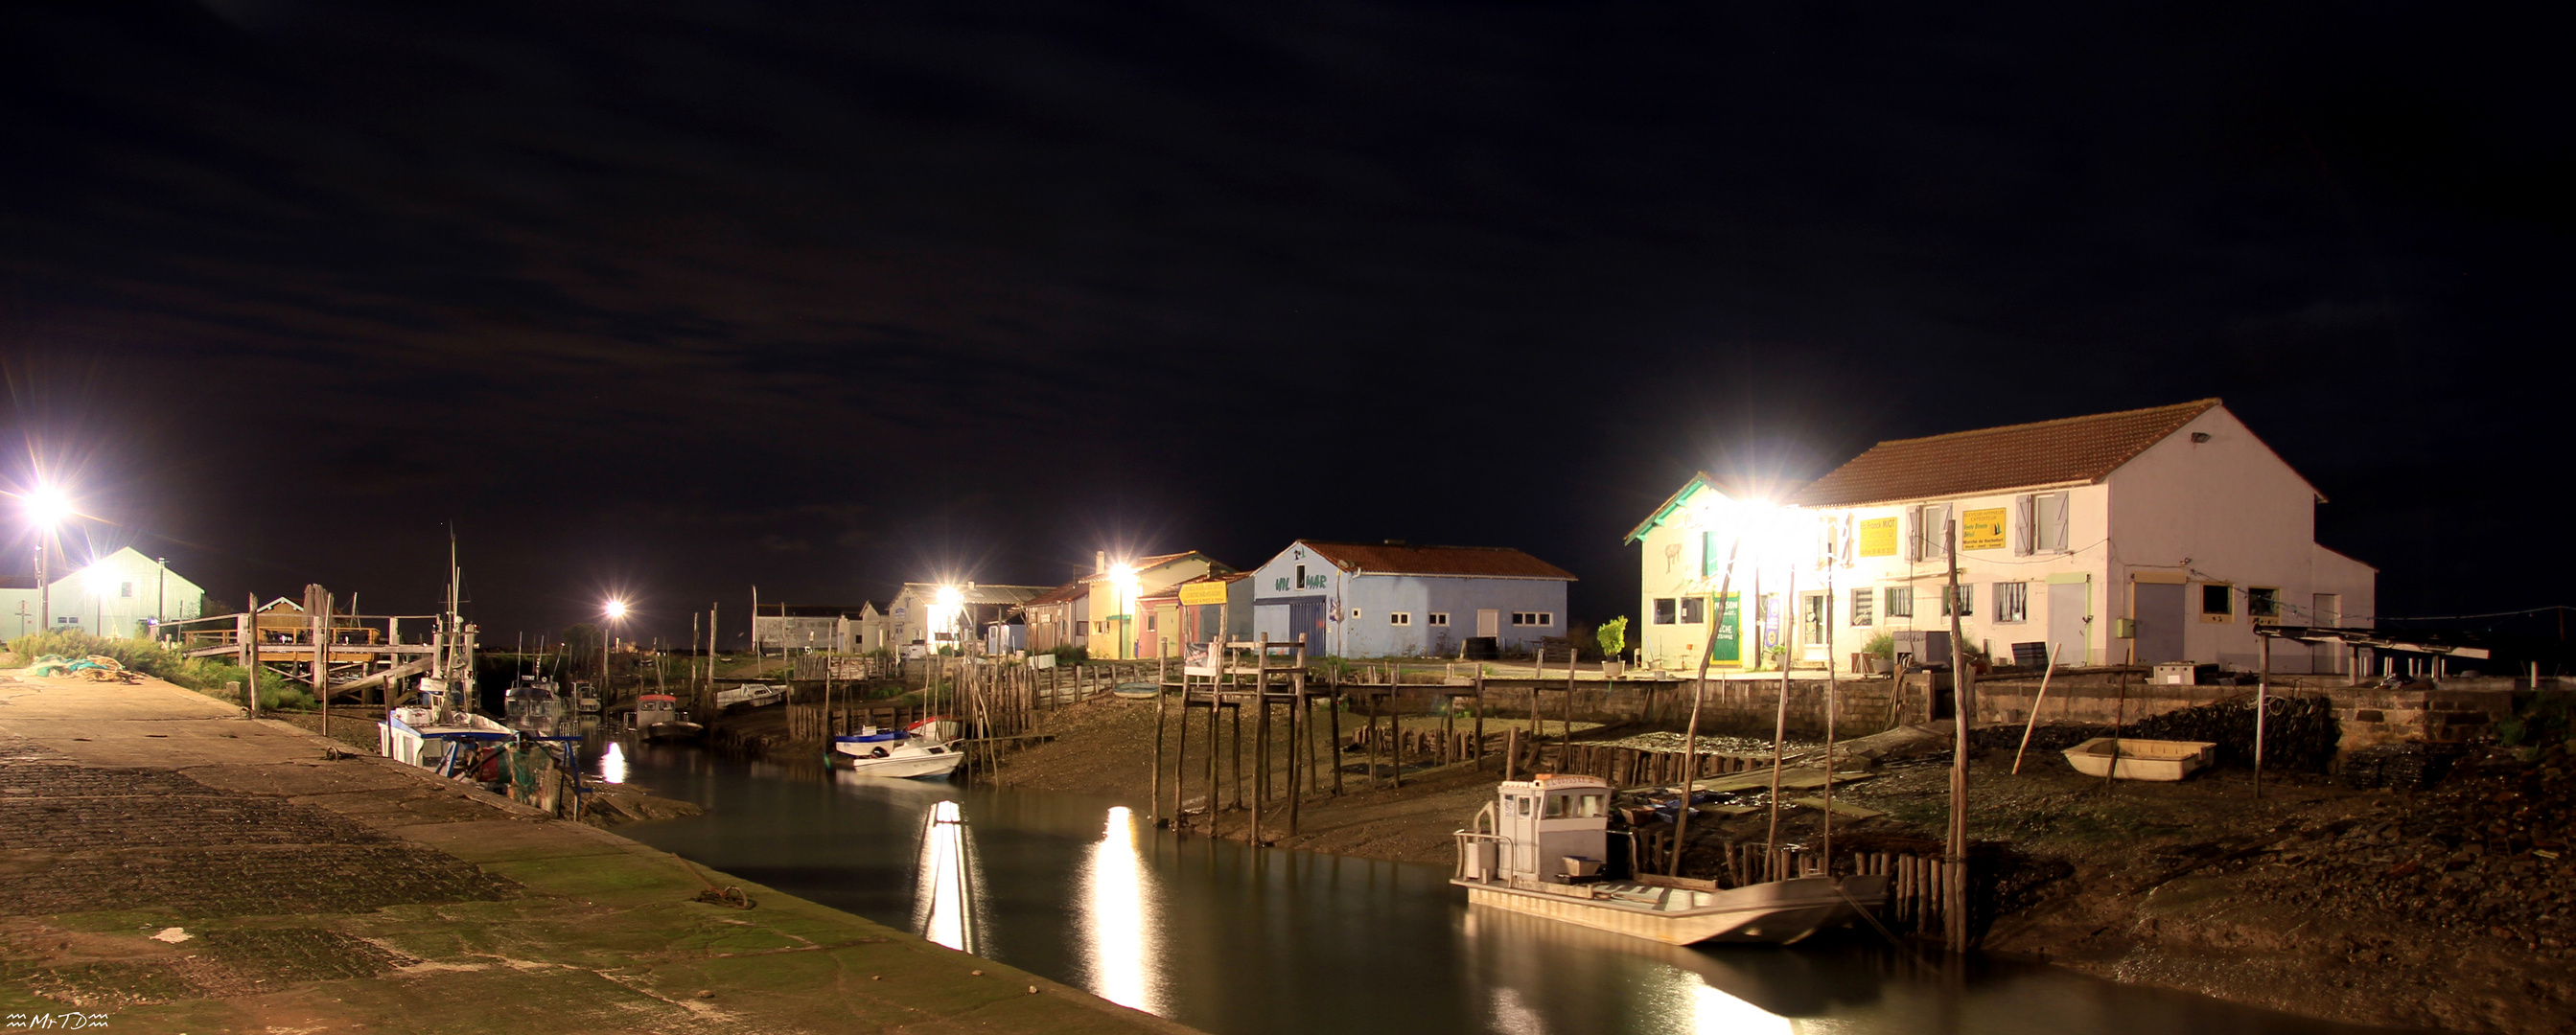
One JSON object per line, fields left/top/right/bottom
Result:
{"left": 916, "top": 799, "right": 982, "bottom": 954}
{"left": 1079, "top": 805, "right": 1162, "bottom": 1012}
{"left": 607, "top": 746, "right": 2419, "bottom": 1035}
{"left": 597, "top": 741, "right": 627, "bottom": 785}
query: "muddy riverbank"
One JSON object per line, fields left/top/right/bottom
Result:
{"left": 987, "top": 695, "right": 2574, "bottom": 1035}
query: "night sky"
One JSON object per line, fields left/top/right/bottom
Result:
{"left": 2, "top": 1, "right": 2565, "bottom": 643}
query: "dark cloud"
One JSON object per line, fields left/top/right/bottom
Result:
{"left": 1, "top": 0, "right": 2566, "bottom": 638}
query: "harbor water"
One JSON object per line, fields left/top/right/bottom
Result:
{"left": 601, "top": 741, "right": 2403, "bottom": 1035}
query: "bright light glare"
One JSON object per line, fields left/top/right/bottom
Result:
{"left": 81, "top": 564, "right": 116, "bottom": 593}
{"left": 22, "top": 486, "right": 71, "bottom": 529}
{"left": 1079, "top": 805, "right": 1162, "bottom": 1013}
{"left": 935, "top": 585, "right": 964, "bottom": 608}
{"left": 1106, "top": 563, "right": 1139, "bottom": 591}
{"left": 604, "top": 599, "right": 628, "bottom": 620}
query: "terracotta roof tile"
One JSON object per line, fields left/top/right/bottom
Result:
{"left": 1300, "top": 541, "right": 1577, "bottom": 581}
{"left": 1022, "top": 581, "right": 1088, "bottom": 607}
{"left": 1793, "top": 400, "right": 2222, "bottom": 508}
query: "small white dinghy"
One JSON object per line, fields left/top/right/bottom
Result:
{"left": 1451, "top": 774, "right": 1889, "bottom": 946}
{"left": 829, "top": 717, "right": 965, "bottom": 780}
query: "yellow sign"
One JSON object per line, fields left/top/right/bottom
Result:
{"left": 1858, "top": 518, "right": 1898, "bottom": 558}
{"left": 1961, "top": 507, "right": 2007, "bottom": 550}
{"left": 1178, "top": 582, "right": 1230, "bottom": 606}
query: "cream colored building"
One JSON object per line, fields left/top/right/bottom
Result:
{"left": 1080, "top": 550, "right": 1226, "bottom": 660}
{"left": 1628, "top": 400, "right": 2376, "bottom": 676}
{"left": 0, "top": 547, "right": 204, "bottom": 640}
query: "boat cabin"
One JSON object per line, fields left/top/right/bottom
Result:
{"left": 1461, "top": 773, "right": 1611, "bottom": 887}
{"left": 636, "top": 694, "right": 679, "bottom": 728}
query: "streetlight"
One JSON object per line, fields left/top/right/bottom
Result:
{"left": 1107, "top": 563, "right": 1140, "bottom": 661}
{"left": 602, "top": 599, "right": 629, "bottom": 702}
{"left": 20, "top": 484, "right": 71, "bottom": 632}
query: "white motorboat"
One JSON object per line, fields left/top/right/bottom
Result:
{"left": 571, "top": 680, "right": 602, "bottom": 714}
{"left": 1450, "top": 774, "right": 1888, "bottom": 946}
{"left": 829, "top": 718, "right": 964, "bottom": 779}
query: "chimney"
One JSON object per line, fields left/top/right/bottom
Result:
{"left": 1096, "top": 551, "right": 1107, "bottom": 574}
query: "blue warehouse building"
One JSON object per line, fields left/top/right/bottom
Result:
{"left": 1248, "top": 540, "right": 1575, "bottom": 658}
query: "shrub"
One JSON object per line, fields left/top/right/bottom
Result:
{"left": 1044, "top": 644, "right": 1089, "bottom": 665}
{"left": 6, "top": 630, "right": 272, "bottom": 704}
{"left": 1596, "top": 616, "right": 1629, "bottom": 660}
{"left": 1863, "top": 632, "right": 1895, "bottom": 659}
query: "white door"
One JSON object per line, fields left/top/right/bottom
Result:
{"left": 2046, "top": 579, "right": 2090, "bottom": 667}
{"left": 1475, "top": 610, "right": 1499, "bottom": 638}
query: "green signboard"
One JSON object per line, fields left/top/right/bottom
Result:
{"left": 1709, "top": 593, "right": 1742, "bottom": 662}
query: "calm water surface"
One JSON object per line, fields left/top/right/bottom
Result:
{"left": 594, "top": 740, "right": 2399, "bottom": 1035}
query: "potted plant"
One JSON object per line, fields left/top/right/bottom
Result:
{"left": 1596, "top": 617, "right": 1629, "bottom": 678}
{"left": 1860, "top": 632, "right": 1896, "bottom": 675}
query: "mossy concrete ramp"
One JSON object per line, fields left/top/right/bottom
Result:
{"left": 0, "top": 669, "right": 1196, "bottom": 1034}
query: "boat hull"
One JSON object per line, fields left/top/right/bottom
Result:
{"left": 832, "top": 750, "right": 965, "bottom": 779}
{"left": 643, "top": 722, "right": 706, "bottom": 743}
{"left": 1457, "top": 875, "right": 1888, "bottom": 946}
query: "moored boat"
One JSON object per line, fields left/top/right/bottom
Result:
{"left": 636, "top": 693, "right": 706, "bottom": 743}
{"left": 1450, "top": 774, "right": 1887, "bottom": 945}
{"left": 828, "top": 717, "right": 964, "bottom": 779}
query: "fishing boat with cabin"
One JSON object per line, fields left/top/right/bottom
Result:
{"left": 1451, "top": 773, "right": 1889, "bottom": 945}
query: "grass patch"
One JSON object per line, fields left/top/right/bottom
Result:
{"left": 5, "top": 630, "right": 312, "bottom": 710}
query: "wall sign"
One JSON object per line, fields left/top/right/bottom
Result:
{"left": 1858, "top": 517, "right": 1898, "bottom": 558}
{"left": 1961, "top": 507, "right": 2007, "bottom": 551}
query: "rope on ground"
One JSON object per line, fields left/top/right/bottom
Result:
{"left": 674, "top": 855, "right": 757, "bottom": 909}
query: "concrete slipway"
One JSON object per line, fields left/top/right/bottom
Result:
{"left": 0, "top": 671, "right": 1197, "bottom": 1035}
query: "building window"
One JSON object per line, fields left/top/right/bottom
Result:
{"left": 1994, "top": 582, "right": 2029, "bottom": 623}
{"left": 1850, "top": 588, "right": 1874, "bottom": 626}
{"left": 119, "top": 581, "right": 135, "bottom": 599}
{"left": 2248, "top": 587, "right": 2280, "bottom": 622}
{"left": 2016, "top": 492, "right": 2071, "bottom": 555}
{"left": 1427, "top": 612, "right": 1449, "bottom": 627}
{"left": 1801, "top": 593, "right": 1828, "bottom": 645}
{"left": 1942, "top": 585, "right": 1974, "bottom": 617}
{"left": 2202, "top": 584, "right": 2233, "bottom": 620}
{"left": 1388, "top": 611, "right": 1412, "bottom": 626}
{"left": 1908, "top": 503, "right": 1953, "bottom": 562}
{"left": 1146, "top": 613, "right": 1156, "bottom": 631}
{"left": 1679, "top": 597, "right": 1706, "bottom": 624}
{"left": 1652, "top": 598, "right": 1677, "bottom": 625}
{"left": 1884, "top": 586, "right": 1914, "bottom": 618}
{"left": 1511, "top": 612, "right": 1553, "bottom": 627}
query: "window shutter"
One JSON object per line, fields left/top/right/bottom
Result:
{"left": 1903, "top": 508, "right": 1920, "bottom": 562}
{"left": 2012, "top": 495, "right": 2035, "bottom": 556}
{"left": 2049, "top": 493, "right": 2071, "bottom": 553}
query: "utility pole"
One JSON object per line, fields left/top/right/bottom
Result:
{"left": 34, "top": 543, "right": 47, "bottom": 632}
{"left": 156, "top": 557, "right": 168, "bottom": 632}
{"left": 1944, "top": 518, "right": 1971, "bottom": 954}
{"left": 1669, "top": 536, "right": 1742, "bottom": 876}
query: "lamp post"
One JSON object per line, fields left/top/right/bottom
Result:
{"left": 603, "top": 599, "right": 628, "bottom": 702}
{"left": 1108, "top": 563, "right": 1139, "bottom": 661}
{"left": 23, "top": 486, "right": 71, "bottom": 632}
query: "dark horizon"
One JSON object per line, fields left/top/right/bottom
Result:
{"left": 4, "top": 1, "right": 2567, "bottom": 644}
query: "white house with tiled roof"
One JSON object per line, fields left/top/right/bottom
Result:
{"left": 1627, "top": 400, "right": 2375, "bottom": 675}
{"left": 1250, "top": 540, "right": 1575, "bottom": 657}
